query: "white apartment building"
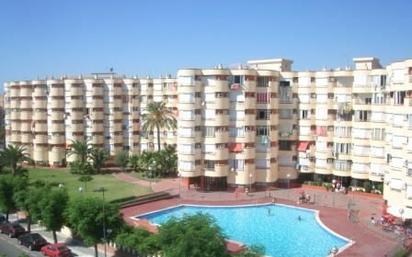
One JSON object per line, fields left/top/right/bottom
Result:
{"left": 3, "top": 74, "right": 178, "bottom": 166}
{"left": 4, "top": 57, "right": 412, "bottom": 219}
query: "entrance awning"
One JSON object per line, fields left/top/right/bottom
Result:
{"left": 297, "top": 141, "right": 310, "bottom": 152}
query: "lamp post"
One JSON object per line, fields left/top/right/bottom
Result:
{"left": 286, "top": 174, "right": 291, "bottom": 189}
{"left": 249, "top": 173, "right": 253, "bottom": 193}
{"left": 94, "top": 187, "right": 107, "bottom": 257}
{"left": 286, "top": 174, "right": 291, "bottom": 200}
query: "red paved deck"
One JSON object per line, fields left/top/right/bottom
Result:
{"left": 121, "top": 197, "right": 398, "bottom": 257}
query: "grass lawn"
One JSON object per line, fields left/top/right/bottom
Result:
{"left": 28, "top": 167, "right": 152, "bottom": 202}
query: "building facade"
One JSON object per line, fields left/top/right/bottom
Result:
{"left": 3, "top": 74, "right": 178, "bottom": 166}
{"left": 4, "top": 57, "right": 412, "bottom": 219}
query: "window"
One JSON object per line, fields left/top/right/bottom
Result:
{"left": 256, "top": 142, "right": 270, "bottom": 152}
{"left": 352, "top": 128, "right": 371, "bottom": 139}
{"left": 204, "top": 126, "right": 215, "bottom": 137}
{"left": 371, "top": 146, "right": 385, "bottom": 158}
{"left": 204, "top": 93, "right": 215, "bottom": 102}
{"left": 316, "top": 108, "right": 327, "bottom": 119}
{"left": 180, "top": 110, "right": 194, "bottom": 120}
{"left": 256, "top": 109, "right": 269, "bottom": 120}
{"left": 355, "top": 110, "right": 370, "bottom": 122}
{"left": 179, "top": 161, "right": 194, "bottom": 171}
{"left": 256, "top": 158, "right": 269, "bottom": 169}
{"left": 371, "top": 128, "right": 385, "bottom": 140}
{"left": 257, "top": 77, "right": 270, "bottom": 87}
{"left": 230, "top": 75, "right": 244, "bottom": 85}
{"left": 279, "top": 109, "right": 292, "bottom": 119}
{"left": 352, "top": 145, "right": 370, "bottom": 156}
{"left": 352, "top": 163, "right": 370, "bottom": 174}
{"left": 229, "top": 159, "right": 244, "bottom": 171}
{"left": 279, "top": 82, "right": 292, "bottom": 103}
{"left": 279, "top": 140, "right": 292, "bottom": 150}
{"left": 179, "top": 144, "right": 193, "bottom": 154}
{"left": 334, "top": 143, "right": 351, "bottom": 154}
{"left": 334, "top": 160, "right": 351, "bottom": 171}
{"left": 392, "top": 135, "right": 407, "bottom": 148}
{"left": 256, "top": 126, "right": 269, "bottom": 136}
{"left": 229, "top": 91, "right": 244, "bottom": 102}
{"left": 204, "top": 144, "right": 215, "bottom": 154}
{"left": 256, "top": 92, "right": 269, "bottom": 104}
{"left": 204, "top": 109, "right": 215, "bottom": 120}
{"left": 229, "top": 110, "right": 244, "bottom": 120}
{"left": 180, "top": 93, "right": 194, "bottom": 103}
{"left": 205, "top": 160, "right": 215, "bottom": 170}
{"left": 300, "top": 110, "right": 309, "bottom": 119}
{"left": 394, "top": 91, "right": 406, "bottom": 105}
{"left": 229, "top": 127, "right": 244, "bottom": 137}
{"left": 178, "top": 76, "right": 194, "bottom": 86}
{"left": 179, "top": 127, "right": 193, "bottom": 137}
{"left": 316, "top": 94, "right": 327, "bottom": 103}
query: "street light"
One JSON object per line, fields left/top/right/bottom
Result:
{"left": 94, "top": 187, "right": 107, "bottom": 257}
{"left": 286, "top": 174, "right": 291, "bottom": 189}
{"left": 249, "top": 173, "right": 253, "bottom": 193}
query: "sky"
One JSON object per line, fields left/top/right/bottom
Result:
{"left": 1, "top": 0, "right": 411, "bottom": 91}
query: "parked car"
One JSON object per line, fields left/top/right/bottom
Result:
{"left": 18, "top": 233, "right": 48, "bottom": 251}
{"left": 0, "top": 223, "right": 26, "bottom": 237}
{"left": 41, "top": 243, "right": 73, "bottom": 257}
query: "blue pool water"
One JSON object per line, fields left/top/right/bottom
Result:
{"left": 138, "top": 204, "right": 350, "bottom": 257}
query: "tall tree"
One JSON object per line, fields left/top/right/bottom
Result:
{"left": 0, "top": 145, "right": 31, "bottom": 176}
{"left": 65, "top": 197, "right": 123, "bottom": 257}
{"left": 0, "top": 175, "right": 27, "bottom": 221}
{"left": 141, "top": 102, "right": 177, "bottom": 151}
{"left": 157, "top": 213, "right": 229, "bottom": 257}
{"left": 40, "top": 188, "right": 69, "bottom": 243}
{"left": 89, "top": 148, "right": 108, "bottom": 173}
{"left": 67, "top": 140, "right": 91, "bottom": 164}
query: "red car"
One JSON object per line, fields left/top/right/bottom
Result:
{"left": 41, "top": 243, "right": 73, "bottom": 257}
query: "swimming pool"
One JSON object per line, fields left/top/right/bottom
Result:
{"left": 136, "top": 204, "right": 352, "bottom": 257}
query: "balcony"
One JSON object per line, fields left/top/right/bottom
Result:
{"left": 49, "top": 101, "right": 65, "bottom": 109}
{"left": 70, "top": 99, "right": 84, "bottom": 109}
{"left": 20, "top": 88, "right": 32, "bottom": 97}
{"left": 49, "top": 87, "right": 64, "bottom": 97}
{"left": 33, "top": 88, "right": 47, "bottom": 97}
{"left": 49, "top": 135, "right": 65, "bottom": 145}
{"left": 34, "top": 99, "right": 47, "bottom": 109}
{"left": 34, "top": 122, "right": 48, "bottom": 132}
{"left": 20, "top": 99, "right": 32, "bottom": 109}
{"left": 34, "top": 135, "right": 48, "bottom": 144}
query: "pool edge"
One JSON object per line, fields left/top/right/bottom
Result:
{"left": 131, "top": 202, "right": 356, "bottom": 257}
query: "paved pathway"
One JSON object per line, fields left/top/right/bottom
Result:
{"left": 114, "top": 172, "right": 401, "bottom": 257}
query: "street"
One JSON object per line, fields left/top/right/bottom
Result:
{"left": 0, "top": 234, "right": 43, "bottom": 257}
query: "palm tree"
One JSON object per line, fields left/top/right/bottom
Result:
{"left": 0, "top": 145, "right": 31, "bottom": 176}
{"left": 141, "top": 102, "right": 177, "bottom": 151}
{"left": 67, "top": 140, "right": 91, "bottom": 164}
{"left": 89, "top": 148, "right": 108, "bottom": 173}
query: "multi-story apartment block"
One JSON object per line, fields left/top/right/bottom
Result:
{"left": 3, "top": 74, "right": 178, "bottom": 166}
{"left": 0, "top": 94, "right": 4, "bottom": 149}
{"left": 4, "top": 57, "right": 412, "bottom": 219}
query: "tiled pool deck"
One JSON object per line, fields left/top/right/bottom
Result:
{"left": 115, "top": 174, "right": 399, "bottom": 257}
